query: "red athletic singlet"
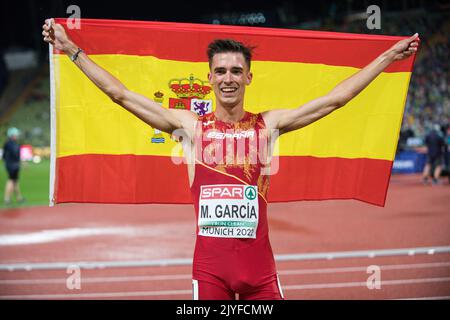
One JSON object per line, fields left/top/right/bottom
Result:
{"left": 190, "top": 111, "right": 284, "bottom": 300}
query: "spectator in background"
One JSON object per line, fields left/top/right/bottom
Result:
{"left": 440, "top": 123, "right": 450, "bottom": 183}
{"left": 422, "top": 124, "right": 446, "bottom": 185}
{"left": 2, "top": 127, "right": 25, "bottom": 205}
{"left": 0, "top": 50, "right": 9, "bottom": 96}
{"left": 398, "top": 124, "right": 415, "bottom": 153}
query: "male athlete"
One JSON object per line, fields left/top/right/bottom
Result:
{"left": 42, "top": 18, "right": 418, "bottom": 300}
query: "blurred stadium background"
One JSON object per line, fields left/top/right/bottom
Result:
{"left": 0, "top": 0, "right": 449, "bottom": 208}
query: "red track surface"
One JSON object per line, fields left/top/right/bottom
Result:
{"left": 0, "top": 174, "right": 449, "bottom": 299}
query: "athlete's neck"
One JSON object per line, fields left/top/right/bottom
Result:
{"left": 214, "top": 106, "right": 246, "bottom": 123}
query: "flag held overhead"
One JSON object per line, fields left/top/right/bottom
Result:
{"left": 49, "top": 18, "right": 416, "bottom": 207}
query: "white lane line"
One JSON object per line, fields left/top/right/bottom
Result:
{"left": 0, "top": 289, "right": 192, "bottom": 300}
{"left": 0, "top": 274, "right": 191, "bottom": 285}
{"left": 283, "top": 277, "right": 450, "bottom": 290}
{"left": 276, "top": 246, "right": 450, "bottom": 262}
{"left": 280, "top": 261, "right": 450, "bottom": 275}
{"left": 2, "top": 261, "right": 450, "bottom": 285}
{"left": 392, "top": 296, "right": 450, "bottom": 300}
{"left": 0, "top": 258, "right": 192, "bottom": 271}
{"left": 1, "top": 277, "right": 450, "bottom": 299}
{"left": 0, "top": 227, "right": 163, "bottom": 246}
{"left": 394, "top": 296, "right": 450, "bottom": 300}
{"left": 2, "top": 245, "right": 450, "bottom": 271}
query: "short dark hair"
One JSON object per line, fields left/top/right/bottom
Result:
{"left": 207, "top": 39, "right": 254, "bottom": 69}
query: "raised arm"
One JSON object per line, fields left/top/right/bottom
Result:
{"left": 263, "top": 34, "right": 420, "bottom": 135}
{"left": 42, "top": 18, "right": 197, "bottom": 135}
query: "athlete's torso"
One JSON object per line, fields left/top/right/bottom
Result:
{"left": 189, "top": 111, "right": 277, "bottom": 290}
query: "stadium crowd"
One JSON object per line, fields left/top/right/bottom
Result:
{"left": 335, "top": 10, "right": 449, "bottom": 148}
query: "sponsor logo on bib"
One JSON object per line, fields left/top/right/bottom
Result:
{"left": 198, "top": 184, "right": 259, "bottom": 239}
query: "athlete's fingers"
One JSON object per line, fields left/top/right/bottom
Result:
{"left": 44, "top": 19, "right": 55, "bottom": 33}
{"left": 409, "top": 33, "right": 419, "bottom": 41}
{"left": 43, "top": 36, "right": 54, "bottom": 45}
{"left": 43, "top": 22, "right": 52, "bottom": 32}
{"left": 45, "top": 19, "right": 52, "bottom": 29}
{"left": 403, "top": 51, "right": 413, "bottom": 58}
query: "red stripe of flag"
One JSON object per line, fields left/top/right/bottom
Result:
{"left": 55, "top": 154, "right": 391, "bottom": 206}
{"left": 54, "top": 18, "right": 414, "bottom": 73}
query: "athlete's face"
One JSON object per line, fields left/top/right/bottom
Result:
{"left": 208, "top": 52, "right": 252, "bottom": 109}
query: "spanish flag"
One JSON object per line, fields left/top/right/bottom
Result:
{"left": 49, "top": 19, "right": 416, "bottom": 207}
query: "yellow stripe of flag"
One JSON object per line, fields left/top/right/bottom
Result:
{"left": 55, "top": 54, "right": 410, "bottom": 161}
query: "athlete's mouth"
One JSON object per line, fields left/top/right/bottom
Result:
{"left": 220, "top": 87, "right": 238, "bottom": 94}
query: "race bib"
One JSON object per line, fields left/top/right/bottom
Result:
{"left": 198, "top": 184, "right": 259, "bottom": 239}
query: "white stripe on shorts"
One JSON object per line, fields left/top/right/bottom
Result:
{"left": 192, "top": 279, "right": 199, "bottom": 300}
{"left": 276, "top": 274, "right": 284, "bottom": 299}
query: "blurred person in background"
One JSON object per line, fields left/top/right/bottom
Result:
{"left": 422, "top": 124, "right": 446, "bottom": 185}
{"left": 0, "top": 50, "right": 8, "bottom": 96}
{"left": 2, "top": 127, "right": 25, "bottom": 205}
{"left": 440, "top": 123, "right": 450, "bottom": 183}
{"left": 398, "top": 123, "right": 415, "bottom": 154}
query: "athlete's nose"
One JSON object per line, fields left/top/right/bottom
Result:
{"left": 223, "top": 70, "right": 233, "bottom": 84}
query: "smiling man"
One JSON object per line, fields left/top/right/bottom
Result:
{"left": 42, "top": 18, "right": 418, "bottom": 300}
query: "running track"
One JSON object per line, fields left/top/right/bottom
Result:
{"left": 0, "top": 174, "right": 449, "bottom": 300}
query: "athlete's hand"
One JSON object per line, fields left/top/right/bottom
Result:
{"left": 389, "top": 33, "right": 420, "bottom": 61}
{"left": 42, "top": 18, "right": 73, "bottom": 52}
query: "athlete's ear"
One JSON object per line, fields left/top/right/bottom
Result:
{"left": 246, "top": 71, "right": 253, "bottom": 85}
{"left": 208, "top": 72, "right": 212, "bottom": 84}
